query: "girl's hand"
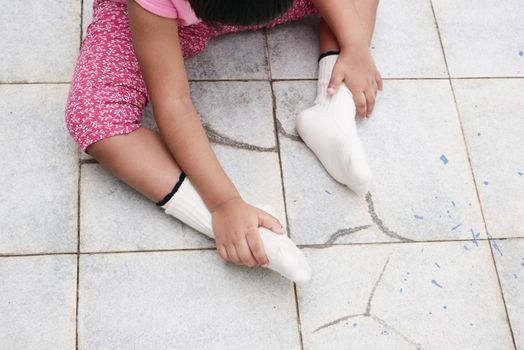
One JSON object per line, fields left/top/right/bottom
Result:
{"left": 327, "top": 45, "right": 384, "bottom": 118}
{"left": 211, "top": 196, "right": 286, "bottom": 267}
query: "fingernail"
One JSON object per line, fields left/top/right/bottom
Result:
{"left": 327, "top": 87, "right": 334, "bottom": 95}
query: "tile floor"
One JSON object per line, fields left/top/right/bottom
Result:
{"left": 1, "top": 0, "right": 523, "bottom": 349}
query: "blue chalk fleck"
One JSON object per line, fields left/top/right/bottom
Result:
{"left": 440, "top": 154, "right": 449, "bottom": 165}
{"left": 406, "top": 271, "right": 410, "bottom": 275}
{"left": 519, "top": 50, "right": 524, "bottom": 57}
{"left": 470, "top": 229, "right": 480, "bottom": 246}
{"left": 443, "top": 305, "right": 447, "bottom": 309}
{"left": 435, "top": 262, "right": 441, "bottom": 269}
{"left": 464, "top": 245, "right": 469, "bottom": 251}
{"left": 451, "top": 201, "right": 456, "bottom": 207}
{"left": 487, "top": 232, "right": 503, "bottom": 256}
{"left": 451, "top": 224, "right": 462, "bottom": 231}
{"left": 400, "top": 288, "right": 403, "bottom": 294}
{"left": 431, "top": 279, "right": 443, "bottom": 288}
{"left": 414, "top": 214, "right": 424, "bottom": 220}
{"left": 325, "top": 190, "right": 331, "bottom": 195}
{"left": 483, "top": 180, "right": 489, "bottom": 186}
{"left": 518, "top": 171, "right": 523, "bottom": 176}
{"left": 514, "top": 274, "right": 518, "bottom": 279}
{"left": 353, "top": 323, "right": 357, "bottom": 327}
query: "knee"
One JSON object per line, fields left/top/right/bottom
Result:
{"left": 64, "top": 85, "right": 144, "bottom": 154}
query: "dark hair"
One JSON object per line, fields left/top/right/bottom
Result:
{"left": 188, "top": 0, "right": 295, "bottom": 26}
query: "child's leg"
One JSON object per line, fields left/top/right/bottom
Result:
{"left": 65, "top": 0, "right": 183, "bottom": 203}
{"left": 295, "top": 0, "right": 379, "bottom": 195}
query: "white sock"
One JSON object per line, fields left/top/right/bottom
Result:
{"left": 160, "top": 175, "right": 312, "bottom": 283}
{"left": 295, "top": 54, "right": 372, "bottom": 195}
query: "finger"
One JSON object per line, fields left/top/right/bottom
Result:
{"left": 246, "top": 227, "right": 268, "bottom": 266}
{"left": 364, "top": 89, "right": 376, "bottom": 116}
{"left": 354, "top": 92, "right": 367, "bottom": 118}
{"left": 217, "top": 244, "right": 229, "bottom": 262}
{"left": 327, "top": 66, "right": 344, "bottom": 96}
{"left": 376, "top": 71, "right": 384, "bottom": 91}
{"left": 258, "top": 209, "right": 285, "bottom": 234}
{"left": 235, "top": 236, "right": 258, "bottom": 267}
{"left": 226, "top": 245, "right": 241, "bottom": 265}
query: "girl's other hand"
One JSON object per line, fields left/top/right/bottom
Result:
{"left": 211, "top": 197, "right": 286, "bottom": 267}
{"left": 327, "top": 45, "right": 383, "bottom": 118}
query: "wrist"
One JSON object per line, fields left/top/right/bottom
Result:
{"left": 208, "top": 191, "right": 242, "bottom": 213}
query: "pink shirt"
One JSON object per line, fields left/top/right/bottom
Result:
{"left": 112, "top": 0, "right": 201, "bottom": 26}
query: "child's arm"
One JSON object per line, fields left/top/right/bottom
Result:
{"left": 127, "top": 0, "right": 285, "bottom": 266}
{"left": 311, "top": 0, "right": 383, "bottom": 117}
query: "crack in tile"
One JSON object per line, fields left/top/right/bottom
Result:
{"left": 275, "top": 117, "right": 302, "bottom": 142}
{"left": 307, "top": 225, "right": 373, "bottom": 249}
{"left": 366, "top": 192, "right": 415, "bottom": 242}
{"left": 311, "top": 256, "right": 422, "bottom": 349}
{"left": 203, "top": 123, "right": 277, "bottom": 152}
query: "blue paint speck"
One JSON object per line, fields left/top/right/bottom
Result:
{"left": 487, "top": 232, "right": 503, "bottom": 256}
{"left": 518, "top": 171, "right": 523, "bottom": 176}
{"left": 451, "top": 224, "right": 462, "bottom": 231}
{"left": 353, "top": 323, "right": 357, "bottom": 327}
{"left": 325, "top": 190, "right": 331, "bottom": 195}
{"left": 464, "top": 245, "right": 469, "bottom": 251}
{"left": 414, "top": 214, "right": 424, "bottom": 220}
{"left": 440, "top": 154, "right": 449, "bottom": 165}
{"left": 451, "top": 201, "right": 456, "bottom": 207}
{"left": 519, "top": 50, "right": 524, "bottom": 57}
{"left": 470, "top": 229, "right": 480, "bottom": 246}
{"left": 483, "top": 180, "right": 489, "bottom": 186}
{"left": 431, "top": 279, "right": 443, "bottom": 288}
{"left": 435, "top": 262, "right": 441, "bottom": 269}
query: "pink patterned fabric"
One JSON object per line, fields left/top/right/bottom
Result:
{"left": 65, "top": 0, "right": 319, "bottom": 154}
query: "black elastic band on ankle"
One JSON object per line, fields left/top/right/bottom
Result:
{"left": 318, "top": 50, "right": 340, "bottom": 63}
{"left": 156, "top": 172, "right": 187, "bottom": 207}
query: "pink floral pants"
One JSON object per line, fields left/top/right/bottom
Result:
{"left": 65, "top": 0, "right": 319, "bottom": 153}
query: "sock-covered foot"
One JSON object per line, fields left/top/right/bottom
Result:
{"left": 158, "top": 173, "right": 312, "bottom": 283}
{"left": 295, "top": 54, "right": 372, "bottom": 195}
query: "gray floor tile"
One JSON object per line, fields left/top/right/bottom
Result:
{"left": 297, "top": 241, "right": 513, "bottom": 349}
{"left": 453, "top": 79, "right": 524, "bottom": 238}
{"left": 371, "top": 0, "right": 448, "bottom": 78}
{"left": 78, "top": 251, "right": 299, "bottom": 349}
{"left": 267, "top": 16, "right": 320, "bottom": 79}
{"left": 493, "top": 238, "right": 524, "bottom": 349}
{"left": 0, "top": 255, "right": 77, "bottom": 350}
{"left": 0, "top": 85, "right": 78, "bottom": 254}
{"left": 276, "top": 80, "right": 484, "bottom": 245}
{"left": 0, "top": 0, "right": 81, "bottom": 82}
{"left": 432, "top": 0, "right": 524, "bottom": 77}
{"left": 186, "top": 30, "right": 269, "bottom": 80}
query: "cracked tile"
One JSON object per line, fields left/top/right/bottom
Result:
{"left": 297, "top": 242, "right": 513, "bottom": 349}
{"left": 185, "top": 30, "right": 269, "bottom": 80}
{"left": 371, "top": 0, "right": 448, "bottom": 78}
{"left": 190, "top": 81, "right": 276, "bottom": 149}
{"left": 453, "top": 79, "right": 524, "bottom": 238}
{"left": 493, "top": 238, "right": 524, "bottom": 348}
{"left": 0, "top": 85, "right": 78, "bottom": 254}
{"left": 276, "top": 80, "right": 484, "bottom": 245}
{"left": 78, "top": 251, "right": 300, "bottom": 349}
{"left": 432, "top": 0, "right": 524, "bottom": 77}
{"left": 0, "top": 0, "right": 81, "bottom": 82}
{"left": 0, "top": 255, "right": 77, "bottom": 349}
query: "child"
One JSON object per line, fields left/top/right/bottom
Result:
{"left": 65, "top": 0, "right": 382, "bottom": 282}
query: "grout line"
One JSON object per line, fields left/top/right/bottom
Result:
{"left": 429, "top": 1, "right": 517, "bottom": 347}
{"left": 2, "top": 237, "right": 524, "bottom": 258}
{"left": 2, "top": 76, "right": 523, "bottom": 86}
{"left": 264, "top": 28, "right": 304, "bottom": 350}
